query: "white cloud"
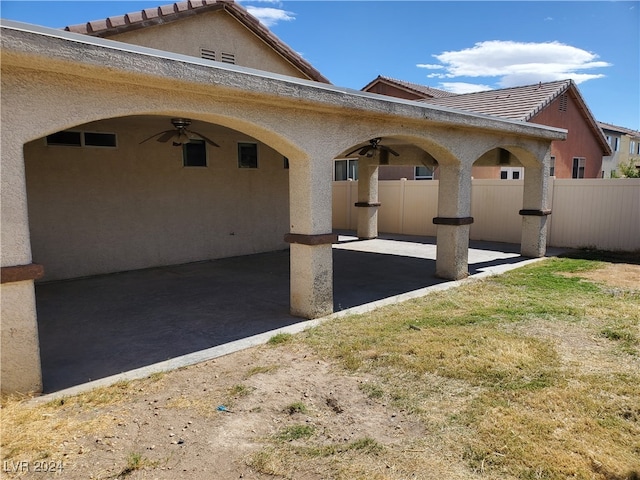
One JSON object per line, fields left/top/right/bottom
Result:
{"left": 245, "top": 6, "right": 295, "bottom": 27}
{"left": 415, "top": 63, "right": 444, "bottom": 70}
{"left": 419, "top": 40, "right": 611, "bottom": 91}
{"left": 438, "top": 82, "right": 493, "bottom": 94}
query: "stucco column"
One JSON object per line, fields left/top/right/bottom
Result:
{"left": 355, "top": 158, "right": 380, "bottom": 239}
{"left": 0, "top": 139, "right": 43, "bottom": 394}
{"left": 520, "top": 158, "right": 551, "bottom": 257}
{"left": 433, "top": 163, "right": 473, "bottom": 280}
{"left": 286, "top": 155, "right": 336, "bottom": 319}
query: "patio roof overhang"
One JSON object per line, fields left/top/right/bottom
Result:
{"left": 1, "top": 20, "right": 567, "bottom": 144}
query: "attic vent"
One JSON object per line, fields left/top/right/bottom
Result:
{"left": 200, "top": 48, "right": 216, "bottom": 61}
{"left": 220, "top": 52, "right": 236, "bottom": 64}
{"left": 558, "top": 94, "right": 568, "bottom": 112}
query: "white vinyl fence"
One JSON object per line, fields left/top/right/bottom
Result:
{"left": 333, "top": 178, "right": 640, "bottom": 251}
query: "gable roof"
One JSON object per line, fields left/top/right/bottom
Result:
{"left": 598, "top": 121, "right": 640, "bottom": 138}
{"left": 421, "top": 79, "right": 573, "bottom": 121}
{"left": 422, "top": 79, "right": 611, "bottom": 155}
{"left": 64, "top": 0, "right": 330, "bottom": 84}
{"left": 362, "top": 75, "right": 455, "bottom": 99}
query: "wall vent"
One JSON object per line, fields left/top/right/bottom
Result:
{"left": 558, "top": 94, "right": 568, "bottom": 112}
{"left": 200, "top": 48, "right": 216, "bottom": 61}
{"left": 220, "top": 52, "right": 236, "bottom": 64}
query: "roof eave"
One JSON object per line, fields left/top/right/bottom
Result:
{"left": 0, "top": 21, "right": 567, "bottom": 144}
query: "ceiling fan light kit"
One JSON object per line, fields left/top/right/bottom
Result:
{"left": 140, "top": 118, "right": 220, "bottom": 147}
{"left": 345, "top": 138, "right": 400, "bottom": 162}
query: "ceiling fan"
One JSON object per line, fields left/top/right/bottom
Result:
{"left": 140, "top": 118, "right": 220, "bottom": 147}
{"left": 345, "top": 138, "right": 399, "bottom": 164}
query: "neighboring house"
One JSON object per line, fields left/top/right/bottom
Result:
{"left": 64, "top": 0, "right": 330, "bottom": 83}
{"left": 598, "top": 122, "right": 640, "bottom": 177}
{"left": 360, "top": 78, "right": 611, "bottom": 180}
{"left": 361, "top": 75, "right": 454, "bottom": 102}
{"left": 340, "top": 76, "right": 454, "bottom": 181}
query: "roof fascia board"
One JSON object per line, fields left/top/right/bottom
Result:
{"left": 0, "top": 20, "right": 567, "bottom": 142}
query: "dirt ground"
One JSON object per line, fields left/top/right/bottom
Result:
{"left": 3, "top": 260, "right": 639, "bottom": 480}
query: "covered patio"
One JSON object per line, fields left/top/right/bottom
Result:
{"left": 36, "top": 233, "right": 560, "bottom": 393}
{"left": 2, "top": 20, "right": 565, "bottom": 394}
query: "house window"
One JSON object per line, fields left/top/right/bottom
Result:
{"left": 630, "top": 141, "right": 636, "bottom": 154}
{"left": 334, "top": 159, "right": 358, "bottom": 181}
{"left": 46, "top": 130, "right": 116, "bottom": 148}
{"left": 614, "top": 137, "right": 620, "bottom": 152}
{"left": 183, "top": 140, "right": 207, "bottom": 167}
{"left": 414, "top": 166, "right": 433, "bottom": 180}
{"left": 549, "top": 156, "right": 556, "bottom": 176}
{"left": 572, "top": 157, "right": 586, "bottom": 178}
{"left": 283, "top": 157, "right": 289, "bottom": 169}
{"left": 46, "top": 131, "right": 82, "bottom": 146}
{"left": 500, "top": 167, "right": 523, "bottom": 179}
{"left": 238, "top": 142, "right": 258, "bottom": 168}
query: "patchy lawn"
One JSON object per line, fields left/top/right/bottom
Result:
{"left": 2, "top": 253, "right": 639, "bottom": 480}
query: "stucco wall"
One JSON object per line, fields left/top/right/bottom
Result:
{"left": 109, "top": 10, "right": 306, "bottom": 79}
{"left": 534, "top": 94, "right": 604, "bottom": 178}
{"left": 24, "top": 116, "right": 290, "bottom": 281}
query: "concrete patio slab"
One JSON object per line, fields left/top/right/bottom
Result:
{"left": 34, "top": 232, "right": 566, "bottom": 395}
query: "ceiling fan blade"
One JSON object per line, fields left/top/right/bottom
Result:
{"left": 139, "top": 129, "right": 171, "bottom": 144}
{"left": 381, "top": 145, "right": 400, "bottom": 157}
{"left": 359, "top": 147, "right": 372, "bottom": 156}
{"left": 345, "top": 146, "right": 364, "bottom": 156}
{"left": 157, "top": 130, "right": 177, "bottom": 143}
{"left": 188, "top": 129, "right": 220, "bottom": 147}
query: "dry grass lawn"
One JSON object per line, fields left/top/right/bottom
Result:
{"left": 1, "top": 252, "right": 639, "bottom": 479}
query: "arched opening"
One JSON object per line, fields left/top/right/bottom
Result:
{"left": 330, "top": 135, "right": 456, "bottom": 309}
{"left": 24, "top": 114, "right": 302, "bottom": 392}
{"left": 470, "top": 145, "right": 546, "bottom": 250}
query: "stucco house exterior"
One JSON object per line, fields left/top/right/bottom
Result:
{"left": 598, "top": 122, "right": 640, "bottom": 178}
{"left": 361, "top": 77, "right": 611, "bottom": 180}
{"left": 1, "top": 0, "right": 566, "bottom": 394}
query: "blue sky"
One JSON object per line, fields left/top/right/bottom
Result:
{"left": 2, "top": 1, "right": 639, "bottom": 129}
